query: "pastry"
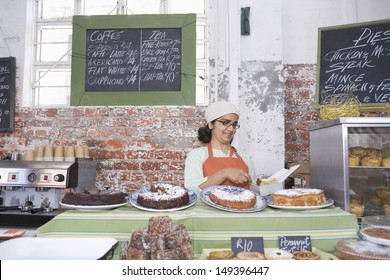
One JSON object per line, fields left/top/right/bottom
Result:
{"left": 236, "top": 251, "right": 266, "bottom": 260}
{"left": 209, "top": 187, "right": 256, "bottom": 209}
{"left": 348, "top": 155, "right": 360, "bottom": 166}
{"left": 366, "top": 148, "right": 381, "bottom": 157}
{"left": 368, "top": 194, "right": 382, "bottom": 206}
{"left": 362, "top": 227, "right": 390, "bottom": 240}
{"left": 265, "top": 249, "right": 293, "bottom": 260}
{"left": 360, "top": 156, "right": 381, "bottom": 167}
{"left": 349, "top": 146, "right": 367, "bottom": 156}
{"left": 137, "top": 183, "right": 189, "bottom": 209}
{"left": 381, "top": 157, "right": 390, "bottom": 167}
{"left": 292, "top": 251, "right": 320, "bottom": 260}
{"left": 376, "top": 188, "right": 390, "bottom": 201}
{"left": 382, "top": 148, "right": 390, "bottom": 157}
{"left": 272, "top": 188, "right": 326, "bottom": 206}
{"left": 208, "top": 250, "right": 234, "bottom": 260}
{"left": 384, "top": 204, "right": 390, "bottom": 216}
{"left": 350, "top": 203, "right": 365, "bottom": 217}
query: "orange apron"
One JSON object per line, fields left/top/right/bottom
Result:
{"left": 202, "top": 143, "right": 250, "bottom": 189}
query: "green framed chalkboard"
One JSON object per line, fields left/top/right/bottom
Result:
{"left": 316, "top": 19, "right": 390, "bottom": 110}
{"left": 71, "top": 14, "right": 196, "bottom": 106}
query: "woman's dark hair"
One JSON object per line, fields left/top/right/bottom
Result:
{"left": 197, "top": 122, "right": 213, "bottom": 144}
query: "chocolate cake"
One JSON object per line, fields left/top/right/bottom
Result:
{"left": 137, "top": 183, "right": 190, "bottom": 209}
{"left": 120, "top": 216, "right": 193, "bottom": 260}
{"left": 61, "top": 188, "right": 127, "bottom": 206}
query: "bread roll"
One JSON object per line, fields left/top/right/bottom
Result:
{"left": 360, "top": 156, "right": 381, "bottom": 167}
{"left": 349, "top": 146, "right": 367, "bottom": 156}
{"left": 236, "top": 251, "right": 266, "bottom": 260}
{"left": 208, "top": 250, "right": 234, "bottom": 260}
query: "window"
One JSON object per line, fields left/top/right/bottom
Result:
{"left": 33, "top": 0, "right": 208, "bottom": 106}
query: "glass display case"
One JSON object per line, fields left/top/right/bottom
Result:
{"left": 309, "top": 117, "right": 390, "bottom": 217}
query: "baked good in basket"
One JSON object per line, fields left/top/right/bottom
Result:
{"left": 272, "top": 188, "right": 326, "bottom": 206}
{"left": 265, "top": 249, "right": 293, "bottom": 260}
{"left": 292, "top": 251, "right": 320, "bottom": 260}
{"left": 236, "top": 251, "right": 266, "bottom": 260}
{"left": 208, "top": 250, "right": 234, "bottom": 260}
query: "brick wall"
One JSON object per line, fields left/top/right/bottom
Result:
{"left": 0, "top": 106, "right": 206, "bottom": 192}
{"left": 284, "top": 64, "right": 320, "bottom": 163}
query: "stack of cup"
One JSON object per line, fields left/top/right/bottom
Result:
{"left": 54, "top": 146, "right": 64, "bottom": 161}
{"left": 43, "top": 145, "right": 53, "bottom": 161}
{"left": 25, "top": 149, "right": 35, "bottom": 161}
{"left": 75, "top": 146, "right": 85, "bottom": 158}
{"left": 35, "top": 146, "right": 44, "bottom": 161}
{"left": 65, "top": 146, "right": 75, "bottom": 161}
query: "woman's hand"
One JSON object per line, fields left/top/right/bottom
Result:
{"left": 199, "top": 168, "right": 251, "bottom": 189}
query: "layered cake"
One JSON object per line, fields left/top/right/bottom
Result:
{"left": 272, "top": 188, "right": 326, "bottom": 206}
{"left": 120, "top": 216, "right": 193, "bottom": 260}
{"left": 61, "top": 188, "right": 127, "bottom": 206}
{"left": 209, "top": 187, "right": 256, "bottom": 209}
{"left": 137, "top": 183, "right": 190, "bottom": 209}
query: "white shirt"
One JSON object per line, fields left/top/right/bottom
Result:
{"left": 184, "top": 146, "right": 257, "bottom": 193}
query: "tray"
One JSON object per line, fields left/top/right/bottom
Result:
{"left": 0, "top": 237, "right": 118, "bottom": 260}
{"left": 199, "top": 247, "right": 338, "bottom": 260}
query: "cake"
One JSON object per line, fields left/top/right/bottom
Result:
{"left": 120, "top": 216, "right": 193, "bottom": 260}
{"left": 208, "top": 250, "right": 234, "bottom": 260}
{"left": 362, "top": 227, "right": 390, "bottom": 240}
{"left": 137, "top": 183, "right": 190, "bottom": 209}
{"left": 208, "top": 187, "right": 257, "bottom": 209}
{"left": 236, "top": 251, "right": 266, "bottom": 260}
{"left": 335, "top": 239, "right": 390, "bottom": 260}
{"left": 292, "top": 251, "right": 320, "bottom": 260}
{"left": 360, "top": 156, "right": 381, "bottom": 167}
{"left": 272, "top": 188, "right": 326, "bottom": 206}
{"left": 265, "top": 249, "right": 293, "bottom": 260}
{"left": 256, "top": 177, "right": 277, "bottom": 186}
{"left": 61, "top": 189, "right": 127, "bottom": 206}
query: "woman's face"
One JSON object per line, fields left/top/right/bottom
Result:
{"left": 208, "top": 113, "right": 239, "bottom": 144}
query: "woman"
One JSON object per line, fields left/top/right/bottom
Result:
{"left": 185, "top": 101, "right": 256, "bottom": 192}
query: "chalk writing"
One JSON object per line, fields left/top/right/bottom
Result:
{"left": 318, "top": 20, "right": 390, "bottom": 106}
{"left": 278, "top": 236, "right": 312, "bottom": 253}
{"left": 0, "top": 57, "right": 15, "bottom": 132}
{"left": 85, "top": 28, "right": 182, "bottom": 92}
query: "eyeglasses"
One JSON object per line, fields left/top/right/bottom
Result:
{"left": 215, "top": 119, "right": 240, "bottom": 129}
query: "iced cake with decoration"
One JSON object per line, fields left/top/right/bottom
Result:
{"left": 209, "top": 187, "right": 256, "bottom": 209}
{"left": 272, "top": 188, "right": 326, "bottom": 206}
{"left": 137, "top": 183, "right": 189, "bottom": 209}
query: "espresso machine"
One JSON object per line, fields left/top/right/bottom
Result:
{"left": 0, "top": 159, "right": 95, "bottom": 227}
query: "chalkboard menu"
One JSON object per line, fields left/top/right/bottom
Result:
{"left": 316, "top": 19, "right": 390, "bottom": 108}
{"left": 0, "top": 57, "right": 15, "bottom": 132}
{"left": 86, "top": 28, "right": 181, "bottom": 92}
{"left": 71, "top": 14, "right": 196, "bottom": 106}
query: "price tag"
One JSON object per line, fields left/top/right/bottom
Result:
{"left": 231, "top": 237, "right": 264, "bottom": 255}
{"left": 278, "top": 236, "right": 312, "bottom": 253}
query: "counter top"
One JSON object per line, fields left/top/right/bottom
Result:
{"left": 36, "top": 199, "right": 359, "bottom": 259}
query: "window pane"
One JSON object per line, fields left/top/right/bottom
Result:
{"left": 196, "top": 25, "right": 205, "bottom": 59}
{"left": 127, "top": 0, "right": 160, "bottom": 14}
{"left": 36, "top": 87, "right": 70, "bottom": 105}
{"left": 38, "top": 0, "right": 74, "bottom": 19}
{"left": 36, "top": 70, "right": 71, "bottom": 87}
{"left": 83, "top": 0, "right": 118, "bottom": 15}
{"left": 39, "top": 26, "right": 72, "bottom": 43}
{"left": 38, "top": 43, "right": 71, "bottom": 62}
{"left": 170, "top": 0, "right": 205, "bottom": 14}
